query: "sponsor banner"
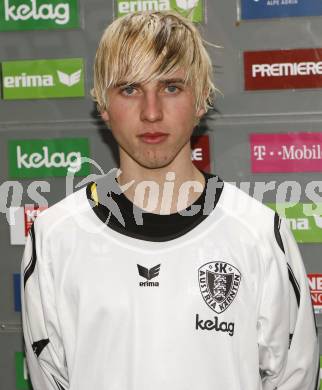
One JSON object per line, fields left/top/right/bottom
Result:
{"left": 13, "top": 273, "right": 21, "bottom": 311}
{"left": 250, "top": 132, "right": 322, "bottom": 173}
{"left": 15, "top": 352, "right": 33, "bottom": 389}
{"left": 267, "top": 203, "right": 322, "bottom": 243}
{"left": 191, "top": 135, "right": 210, "bottom": 172}
{"left": 244, "top": 49, "right": 322, "bottom": 91}
{"left": 0, "top": 0, "right": 79, "bottom": 31}
{"left": 2, "top": 58, "right": 85, "bottom": 100}
{"left": 116, "top": 0, "right": 203, "bottom": 22}
{"left": 9, "top": 205, "right": 47, "bottom": 245}
{"left": 8, "top": 138, "right": 90, "bottom": 178}
{"left": 308, "top": 274, "right": 322, "bottom": 314}
{"left": 240, "top": 0, "right": 322, "bottom": 20}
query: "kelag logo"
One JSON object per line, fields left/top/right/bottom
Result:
{"left": 15, "top": 352, "right": 33, "bottom": 390}
{"left": 116, "top": 0, "right": 203, "bottom": 22}
{"left": 250, "top": 132, "right": 322, "bottom": 173}
{"left": 267, "top": 203, "right": 322, "bottom": 243}
{"left": 308, "top": 274, "right": 322, "bottom": 314}
{"left": 191, "top": 135, "right": 210, "bottom": 173}
{"left": 244, "top": 49, "right": 322, "bottom": 91}
{"left": 8, "top": 138, "right": 90, "bottom": 178}
{"left": 1, "top": 58, "right": 85, "bottom": 100}
{"left": 0, "top": 0, "right": 79, "bottom": 31}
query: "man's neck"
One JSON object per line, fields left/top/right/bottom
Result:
{"left": 116, "top": 153, "right": 206, "bottom": 215}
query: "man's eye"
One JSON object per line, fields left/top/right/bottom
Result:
{"left": 121, "top": 86, "right": 136, "bottom": 96}
{"left": 166, "top": 85, "right": 180, "bottom": 93}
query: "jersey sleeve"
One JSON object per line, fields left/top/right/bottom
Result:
{"left": 21, "top": 223, "right": 69, "bottom": 390}
{"left": 258, "top": 213, "right": 319, "bottom": 390}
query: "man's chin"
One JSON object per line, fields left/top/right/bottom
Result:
{"left": 135, "top": 156, "right": 175, "bottom": 170}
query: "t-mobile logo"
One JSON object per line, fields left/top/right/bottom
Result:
{"left": 253, "top": 145, "right": 266, "bottom": 160}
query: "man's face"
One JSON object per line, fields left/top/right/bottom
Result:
{"left": 101, "top": 69, "right": 205, "bottom": 169}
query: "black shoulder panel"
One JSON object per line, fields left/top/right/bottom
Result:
{"left": 274, "top": 213, "right": 285, "bottom": 254}
{"left": 24, "top": 224, "right": 37, "bottom": 288}
{"left": 32, "top": 338, "right": 49, "bottom": 357}
{"left": 287, "top": 264, "right": 301, "bottom": 307}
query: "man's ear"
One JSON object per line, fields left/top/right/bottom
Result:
{"left": 101, "top": 110, "right": 110, "bottom": 122}
{"left": 196, "top": 107, "right": 206, "bottom": 119}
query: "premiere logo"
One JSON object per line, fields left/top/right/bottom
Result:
{"left": 191, "top": 135, "right": 210, "bottom": 173}
{"left": 250, "top": 132, "right": 322, "bottom": 173}
{"left": 244, "top": 48, "right": 322, "bottom": 90}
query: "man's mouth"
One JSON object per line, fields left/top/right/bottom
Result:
{"left": 138, "top": 132, "right": 169, "bottom": 144}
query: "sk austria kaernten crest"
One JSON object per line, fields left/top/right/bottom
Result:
{"left": 198, "top": 261, "right": 241, "bottom": 314}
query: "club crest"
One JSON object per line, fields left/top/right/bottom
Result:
{"left": 198, "top": 261, "right": 241, "bottom": 314}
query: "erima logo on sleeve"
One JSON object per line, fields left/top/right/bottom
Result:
{"left": 137, "top": 264, "right": 160, "bottom": 287}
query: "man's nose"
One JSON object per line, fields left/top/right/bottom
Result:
{"left": 140, "top": 92, "right": 163, "bottom": 122}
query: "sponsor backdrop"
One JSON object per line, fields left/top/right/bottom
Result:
{"left": 1, "top": 0, "right": 322, "bottom": 389}
{"left": 2, "top": 58, "right": 85, "bottom": 100}
{"left": 240, "top": 0, "right": 322, "bottom": 20}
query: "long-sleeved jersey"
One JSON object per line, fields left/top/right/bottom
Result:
{"left": 21, "top": 176, "right": 319, "bottom": 390}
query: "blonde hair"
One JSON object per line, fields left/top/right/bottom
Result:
{"left": 92, "top": 11, "right": 216, "bottom": 114}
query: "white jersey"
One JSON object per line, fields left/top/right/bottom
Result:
{"left": 21, "top": 180, "right": 319, "bottom": 390}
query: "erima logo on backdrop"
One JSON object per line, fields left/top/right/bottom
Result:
{"left": 57, "top": 69, "right": 82, "bottom": 86}
{"left": 0, "top": 0, "right": 79, "bottom": 31}
{"left": 198, "top": 261, "right": 241, "bottom": 314}
{"left": 266, "top": 203, "right": 322, "bottom": 244}
{"left": 137, "top": 264, "right": 160, "bottom": 287}
{"left": 1, "top": 58, "right": 85, "bottom": 99}
{"left": 8, "top": 138, "right": 90, "bottom": 178}
{"left": 116, "top": 0, "right": 203, "bottom": 22}
{"left": 4, "top": 69, "right": 82, "bottom": 88}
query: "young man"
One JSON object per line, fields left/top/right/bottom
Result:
{"left": 22, "top": 11, "right": 319, "bottom": 390}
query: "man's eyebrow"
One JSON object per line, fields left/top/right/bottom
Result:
{"left": 114, "top": 78, "right": 186, "bottom": 88}
{"left": 159, "top": 78, "right": 186, "bottom": 84}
